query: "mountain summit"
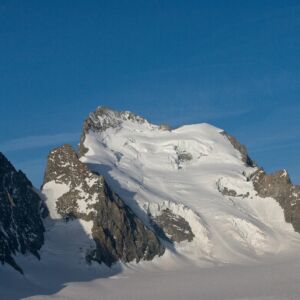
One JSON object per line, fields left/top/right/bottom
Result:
{"left": 79, "top": 107, "right": 150, "bottom": 156}
{"left": 78, "top": 107, "right": 300, "bottom": 262}
{"left": 1, "top": 107, "right": 300, "bottom": 274}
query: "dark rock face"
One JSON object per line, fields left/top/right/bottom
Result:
{"left": 79, "top": 106, "right": 148, "bottom": 156}
{"left": 251, "top": 169, "right": 300, "bottom": 232}
{"left": 151, "top": 209, "right": 194, "bottom": 243}
{"left": 221, "top": 131, "right": 255, "bottom": 167}
{"left": 43, "top": 144, "right": 165, "bottom": 266}
{"left": 0, "top": 153, "right": 46, "bottom": 273}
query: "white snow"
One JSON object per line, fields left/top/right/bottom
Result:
{"left": 22, "top": 259, "right": 300, "bottom": 300}
{"left": 42, "top": 181, "right": 70, "bottom": 219}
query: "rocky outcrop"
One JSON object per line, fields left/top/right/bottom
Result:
{"left": 0, "top": 153, "right": 47, "bottom": 273}
{"left": 216, "top": 178, "right": 250, "bottom": 198}
{"left": 151, "top": 209, "right": 194, "bottom": 243}
{"left": 221, "top": 131, "right": 255, "bottom": 167}
{"left": 43, "top": 144, "right": 165, "bottom": 266}
{"left": 174, "top": 146, "right": 193, "bottom": 170}
{"left": 251, "top": 169, "right": 300, "bottom": 232}
{"left": 79, "top": 107, "right": 149, "bottom": 156}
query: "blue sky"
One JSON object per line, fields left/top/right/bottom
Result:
{"left": 0, "top": 0, "right": 299, "bottom": 186}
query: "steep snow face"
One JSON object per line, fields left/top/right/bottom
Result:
{"left": 80, "top": 107, "right": 300, "bottom": 264}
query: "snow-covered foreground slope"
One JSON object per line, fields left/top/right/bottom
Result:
{"left": 2, "top": 243, "right": 300, "bottom": 300}
{"left": 0, "top": 216, "right": 121, "bottom": 300}
{"left": 1, "top": 214, "right": 300, "bottom": 300}
{"left": 21, "top": 258, "right": 300, "bottom": 300}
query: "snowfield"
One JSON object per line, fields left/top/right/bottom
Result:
{"left": 1, "top": 113, "right": 300, "bottom": 300}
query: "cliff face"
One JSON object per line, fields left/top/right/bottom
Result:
{"left": 43, "top": 144, "right": 165, "bottom": 266}
{"left": 0, "top": 153, "right": 47, "bottom": 273}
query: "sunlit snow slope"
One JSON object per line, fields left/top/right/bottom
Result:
{"left": 81, "top": 108, "right": 300, "bottom": 265}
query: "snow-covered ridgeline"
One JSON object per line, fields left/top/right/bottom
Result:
{"left": 80, "top": 109, "right": 300, "bottom": 263}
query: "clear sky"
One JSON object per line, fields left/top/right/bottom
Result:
{"left": 0, "top": 0, "right": 299, "bottom": 186}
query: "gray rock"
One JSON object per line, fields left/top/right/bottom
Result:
{"left": 219, "top": 185, "right": 238, "bottom": 197}
{"left": 251, "top": 169, "right": 300, "bottom": 232}
{"left": 0, "top": 152, "right": 47, "bottom": 273}
{"left": 43, "top": 144, "right": 165, "bottom": 266}
{"left": 151, "top": 209, "right": 194, "bottom": 243}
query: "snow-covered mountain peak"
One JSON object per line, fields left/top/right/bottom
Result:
{"left": 79, "top": 107, "right": 158, "bottom": 155}
{"left": 79, "top": 107, "right": 245, "bottom": 167}
{"left": 84, "top": 106, "right": 225, "bottom": 135}
{"left": 77, "top": 107, "right": 300, "bottom": 264}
